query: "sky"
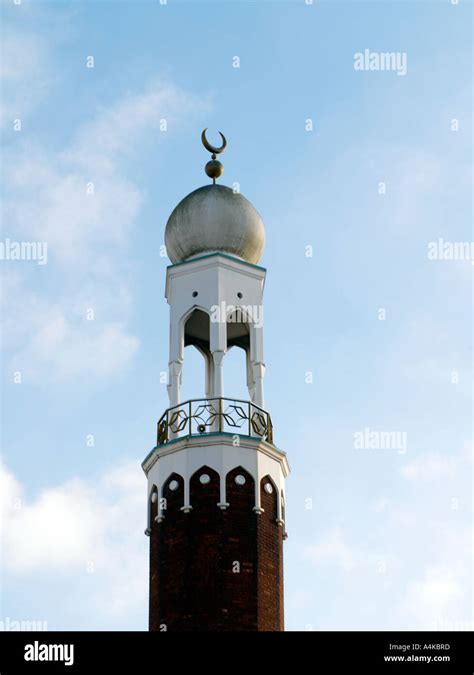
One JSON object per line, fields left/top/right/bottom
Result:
{"left": 0, "top": 0, "right": 472, "bottom": 631}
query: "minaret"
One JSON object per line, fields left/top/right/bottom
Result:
{"left": 142, "top": 131, "right": 290, "bottom": 632}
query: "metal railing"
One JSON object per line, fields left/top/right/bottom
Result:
{"left": 157, "top": 397, "right": 273, "bottom": 446}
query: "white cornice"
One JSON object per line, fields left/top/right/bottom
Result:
{"left": 142, "top": 433, "right": 290, "bottom": 477}
{"left": 165, "top": 253, "right": 266, "bottom": 301}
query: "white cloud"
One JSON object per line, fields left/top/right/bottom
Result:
{"left": 389, "top": 316, "right": 469, "bottom": 386}
{"left": 371, "top": 496, "right": 390, "bottom": 512}
{"left": 66, "top": 80, "right": 206, "bottom": 171}
{"left": 401, "top": 453, "right": 458, "bottom": 481}
{"left": 2, "top": 77, "right": 210, "bottom": 381}
{"left": 401, "top": 443, "right": 471, "bottom": 482}
{"left": 395, "top": 152, "right": 442, "bottom": 223}
{"left": 1, "top": 460, "right": 148, "bottom": 623}
{"left": 1, "top": 272, "right": 139, "bottom": 381}
{"left": 13, "top": 316, "right": 139, "bottom": 381}
{"left": 304, "top": 528, "right": 379, "bottom": 572}
{"left": 397, "top": 520, "right": 473, "bottom": 631}
{"left": 5, "top": 80, "right": 208, "bottom": 269}
{"left": 2, "top": 4, "right": 210, "bottom": 385}
{"left": 0, "top": 29, "right": 54, "bottom": 128}
{"left": 299, "top": 439, "right": 472, "bottom": 630}
{"left": 401, "top": 565, "right": 464, "bottom": 630}
{"left": 395, "top": 444, "right": 473, "bottom": 629}
{"left": 7, "top": 161, "right": 142, "bottom": 267}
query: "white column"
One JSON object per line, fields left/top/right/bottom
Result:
{"left": 253, "top": 480, "right": 264, "bottom": 515}
{"left": 167, "top": 360, "right": 183, "bottom": 407}
{"left": 180, "top": 477, "right": 192, "bottom": 513}
{"left": 205, "top": 350, "right": 214, "bottom": 398}
{"left": 249, "top": 322, "right": 265, "bottom": 407}
{"left": 246, "top": 348, "right": 256, "bottom": 402}
{"left": 157, "top": 484, "right": 165, "bottom": 523}
{"left": 210, "top": 311, "right": 226, "bottom": 400}
{"left": 276, "top": 490, "right": 284, "bottom": 526}
{"left": 252, "top": 361, "right": 265, "bottom": 409}
{"left": 212, "top": 350, "right": 225, "bottom": 398}
{"left": 217, "top": 472, "right": 229, "bottom": 510}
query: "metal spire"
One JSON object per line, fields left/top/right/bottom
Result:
{"left": 201, "top": 128, "right": 227, "bottom": 184}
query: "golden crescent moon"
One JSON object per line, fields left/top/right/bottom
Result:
{"left": 201, "top": 128, "right": 227, "bottom": 155}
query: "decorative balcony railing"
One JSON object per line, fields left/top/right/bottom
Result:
{"left": 157, "top": 397, "right": 273, "bottom": 446}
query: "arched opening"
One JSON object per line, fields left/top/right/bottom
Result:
{"left": 226, "top": 308, "right": 250, "bottom": 351}
{"left": 162, "top": 473, "right": 184, "bottom": 515}
{"left": 190, "top": 465, "right": 220, "bottom": 509}
{"left": 224, "top": 346, "right": 250, "bottom": 402}
{"left": 226, "top": 466, "right": 255, "bottom": 510}
{"left": 180, "top": 308, "right": 212, "bottom": 402}
{"left": 184, "top": 308, "right": 210, "bottom": 352}
{"left": 260, "top": 475, "right": 278, "bottom": 519}
{"left": 148, "top": 484, "right": 158, "bottom": 529}
{"left": 226, "top": 309, "right": 251, "bottom": 402}
{"left": 180, "top": 346, "right": 206, "bottom": 402}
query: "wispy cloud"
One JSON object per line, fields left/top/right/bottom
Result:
{"left": 0, "top": 28, "right": 54, "bottom": 128}
{"left": 4, "top": 80, "right": 208, "bottom": 268}
{"left": 1, "top": 460, "right": 147, "bottom": 625}
{"left": 401, "top": 452, "right": 459, "bottom": 481}
{"left": 2, "top": 77, "right": 210, "bottom": 382}
{"left": 304, "top": 528, "right": 380, "bottom": 572}
{"left": 397, "top": 519, "right": 473, "bottom": 630}
{"left": 299, "top": 440, "right": 472, "bottom": 630}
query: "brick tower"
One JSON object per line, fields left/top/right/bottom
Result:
{"left": 142, "top": 130, "right": 290, "bottom": 631}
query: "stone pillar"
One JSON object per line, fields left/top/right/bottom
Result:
{"left": 252, "top": 362, "right": 265, "bottom": 408}
{"left": 212, "top": 350, "right": 225, "bottom": 398}
{"left": 167, "top": 360, "right": 183, "bottom": 407}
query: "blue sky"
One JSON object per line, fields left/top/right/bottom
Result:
{"left": 1, "top": 0, "right": 472, "bottom": 631}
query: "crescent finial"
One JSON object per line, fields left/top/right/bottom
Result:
{"left": 201, "top": 128, "right": 227, "bottom": 155}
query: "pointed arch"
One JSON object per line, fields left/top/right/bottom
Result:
{"left": 226, "top": 306, "right": 250, "bottom": 351}
{"left": 225, "top": 305, "right": 253, "bottom": 400}
{"left": 178, "top": 306, "right": 212, "bottom": 402}
{"left": 189, "top": 465, "right": 220, "bottom": 508}
{"left": 148, "top": 484, "right": 158, "bottom": 530}
{"left": 162, "top": 473, "right": 184, "bottom": 513}
{"left": 181, "top": 305, "right": 211, "bottom": 352}
{"left": 226, "top": 466, "right": 255, "bottom": 511}
{"left": 260, "top": 474, "right": 278, "bottom": 520}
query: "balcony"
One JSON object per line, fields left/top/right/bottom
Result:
{"left": 157, "top": 397, "right": 273, "bottom": 446}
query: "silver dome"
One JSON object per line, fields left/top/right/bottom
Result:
{"left": 165, "top": 184, "right": 265, "bottom": 265}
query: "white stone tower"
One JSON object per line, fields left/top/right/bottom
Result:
{"left": 142, "top": 131, "right": 289, "bottom": 631}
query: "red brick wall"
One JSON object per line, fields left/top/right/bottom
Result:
{"left": 153, "top": 473, "right": 186, "bottom": 631}
{"left": 148, "top": 485, "right": 159, "bottom": 631}
{"left": 257, "top": 476, "right": 284, "bottom": 630}
{"left": 149, "top": 467, "right": 284, "bottom": 631}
